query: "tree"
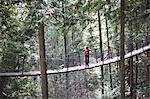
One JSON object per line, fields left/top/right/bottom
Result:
{"left": 39, "top": 22, "right": 48, "bottom": 99}
{"left": 105, "top": 10, "right": 113, "bottom": 90}
{"left": 120, "top": 0, "right": 125, "bottom": 98}
{"left": 98, "top": 7, "right": 104, "bottom": 95}
{"left": 127, "top": 22, "right": 134, "bottom": 99}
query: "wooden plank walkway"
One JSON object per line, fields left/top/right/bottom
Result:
{"left": 0, "top": 44, "right": 149, "bottom": 77}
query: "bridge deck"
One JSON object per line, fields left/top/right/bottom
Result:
{"left": 0, "top": 45, "right": 149, "bottom": 77}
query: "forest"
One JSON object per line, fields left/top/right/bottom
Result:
{"left": 0, "top": 0, "right": 150, "bottom": 99}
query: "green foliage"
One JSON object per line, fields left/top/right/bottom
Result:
{"left": 0, "top": 0, "right": 149, "bottom": 98}
{"left": 0, "top": 0, "right": 43, "bottom": 98}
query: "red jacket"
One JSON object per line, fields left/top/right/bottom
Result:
{"left": 84, "top": 48, "right": 89, "bottom": 56}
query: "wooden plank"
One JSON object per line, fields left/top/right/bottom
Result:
{"left": 0, "top": 44, "right": 149, "bottom": 77}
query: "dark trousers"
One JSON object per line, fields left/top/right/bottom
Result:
{"left": 85, "top": 55, "right": 89, "bottom": 65}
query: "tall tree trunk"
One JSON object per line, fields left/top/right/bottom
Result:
{"left": 146, "top": 64, "right": 150, "bottom": 97}
{"left": 65, "top": 72, "right": 69, "bottom": 99}
{"left": 58, "top": 74, "right": 62, "bottom": 98}
{"left": 84, "top": 71, "right": 89, "bottom": 99}
{"left": 135, "top": 11, "right": 139, "bottom": 99}
{"left": 0, "top": 77, "right": 4, "bottom": 98}
{"left": 135, "top": 50, "right": 138, "bottom": 98}
{"left": 120, "top": 0, "right": 125, "bottom": 98}
{"left": 105, "top": 17, "right": 113, "bottom": 90}
{"left": 71, "top": 25, "right": 74, "bottom": 42}
{"left": 0, "top": 77, "right": 7, "bottom": 98}
{"left": 72, "top": 26, "right": 75, "bottom": 66}
{"left": 62, "top": 0, "right": 68, "bottom": 68}
{"left": 146, "top": 29, "right": 150, "bottom": 97}
{"left": 53, "top": 75, "right": 58, "bottom": 99}
{"left": 115, "top": 25, "right": 119, "bottom": 73}
{"left": 39, "top": 22, "right": 48, "bottom": 99}
{"left": 62, "top": 1, "right": 69, "bottom": 99}
{"left": 128, "top": 23, "right": 134, "bottom": 99}
{"left": 98, "top": 10, "right": 104, "bottom": 94}
{"left": 64, "top": 30, "right": 68, "bottom": 68}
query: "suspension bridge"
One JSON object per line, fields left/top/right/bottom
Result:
{"left": 0, "top": 44, "right": 149, "bottom": 77}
